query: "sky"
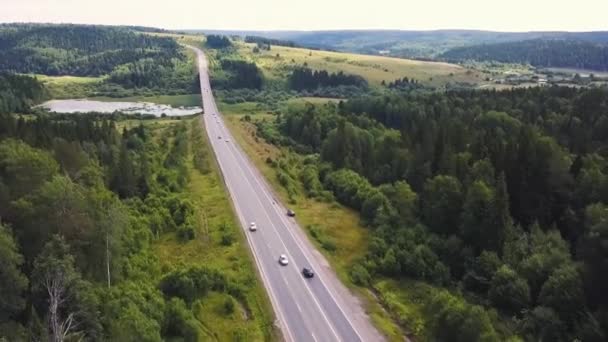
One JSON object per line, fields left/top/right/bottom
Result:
{"left": 1, "top": 0, "right": 607, "bottom": 32}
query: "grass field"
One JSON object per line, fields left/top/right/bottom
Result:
{"left": 233, "top": 41, "right": 491, "bottom": 88}
{"left": 35, "top": 74, "right": 104, "bottom": 99}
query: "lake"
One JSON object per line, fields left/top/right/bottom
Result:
{"left": 40, "top": 99, "right": 202, "bottom": 116}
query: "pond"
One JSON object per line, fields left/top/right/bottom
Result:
{"left": 40, "top": 99, "right": 202, "bottom": 117}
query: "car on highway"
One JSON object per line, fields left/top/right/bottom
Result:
{"left": 249, "top": 222, "right": 257, "bottom": 231}
{"left": 278, "top": 254, "right": 289, "bottom": 266}
{"left": 302, "top": 267, "right": 314, "bottom": 278}
{"left": 287, "top": 209, "right": 296, "bottom": 217}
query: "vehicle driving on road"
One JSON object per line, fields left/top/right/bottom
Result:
{"left": 287, "top": 209, "right": 296, "bottom": 217}
{"left": 249, "top": 222, "right": 257, "bottom": 231}
{"left": 302, "top": 267, "right": 314, "bottom": 278}
{"left": 278, "top": 254, "right": 289, "bottom": 266}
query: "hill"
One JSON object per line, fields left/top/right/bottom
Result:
{"left": 441, "top": 39, "right": 608, "bottom": 71}
{"left": 0, "top": 23, "right": 199, "bottom": 97}
{"left": 187, "top": 29, "right": 608, "bottom": 59}
{"left": 229, "top": 40, "right": 489, "bottom": 88}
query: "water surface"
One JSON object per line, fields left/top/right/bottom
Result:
{"left": 40, "top": 99, "right": 202, "bottom": 117}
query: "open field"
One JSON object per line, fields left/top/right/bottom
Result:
{"left": 35, "top": 74, "right": 104, "bottom": 98}
{"left": 233, "top": 41, "right": 491, "bottom": 88}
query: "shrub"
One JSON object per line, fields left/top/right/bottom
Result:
{"left": 350, "top": 263, "right": 371, "bottom": 286}
{"left": 221, "top": 232, "right": 234, "bottom": 246}
{"left": 177, "top": 225, "right": 195, "bottom": 241}
{"left": 223, "top": 296, "right": 235, "bottom": 315}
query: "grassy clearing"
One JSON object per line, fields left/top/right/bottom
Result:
{"left": 35, "top": 74, "right": 105, "bottom": 99}
{"left": 233, "top": 41, "right": 490, "bottom": 88}
{"left": 221, "top": 109, "right": 404, "bottom": 340}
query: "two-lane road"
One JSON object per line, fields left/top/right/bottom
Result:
{"left": 188, "top": 45, "right": 383, "bottom": 342}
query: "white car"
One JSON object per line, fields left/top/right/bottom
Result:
{"left": 249, "top": 222, "right": 257, "bottom": 231}
{"left": 278, "top": 254, "right": 288, "bottom": 266}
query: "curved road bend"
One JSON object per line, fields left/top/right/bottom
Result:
{"left": 187, "top": 45, "right": 384, "bottom": 342}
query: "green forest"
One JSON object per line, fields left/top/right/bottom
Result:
{"left": 0, "top": 75, "right": 273, "bottom": 341}
{"left": 441, "top": 39, "right": 608, "bottom": 71}
{"left": 0, "top": 24, "right": 200, "bottom": 97}
{"left": 253, "top": 86, "right": 608, "bottom": 340}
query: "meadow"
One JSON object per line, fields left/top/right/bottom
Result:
{"left": 233, "top": 41, "right": 491, "bottom": 88}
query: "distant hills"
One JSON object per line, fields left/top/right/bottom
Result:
{"left": 441, "top": 39, "right": 608, "bottom": 71}
{"left": 186, "top": 29, "right": 608, "bottom": 56}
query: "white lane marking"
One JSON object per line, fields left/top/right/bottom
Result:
{"left": 193, "top": 45, "right": 349, "bottom": 342}
{"left": 295, "top": 302, "right": 302, "bottom": 313}
{"left": 215, "top": 116, "right": 338, "bottom": 338}
{"left": 224, "top": 100, "right": 364, "bottom": 341}
{"left": 221, "top": 138, "right": 342, "bottom": 342}
{"left": 311, "top": 333, "right": 318, "bottom": 342}
{"left": 188, "top": 47, "right": 297, "bottom": 342}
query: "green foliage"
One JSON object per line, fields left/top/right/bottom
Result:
{"left": 0, "top": 138, "right": 59, "bottom": 200}
{"left": 462, "top": 251, "right": 502, "bottom": 293}
{"left": 349, "top": 262, "right": 371, "bottom": 286}
{"left": 213, "top": 59, "right": 264, "bottom": 90}
{"left": 160, "top": 266, "right": 227, "bottom": 303}
{"left": 488, "top": 265, "right": 531, "bottom": 314}
{"left": 223, "top": 296, "right": 235, "bottom": 315}
{"left": 0, "top": 73, "right": 47, "bottom": 113}
{"left": 289, "top": 67, "right": 368, "bottom": 91}
{"left": 0, "top": 224, "right": 28, "bottom": 322}
{"left": 0, "top": 108, "right": 271, "bottom": 339}
{"left": 162, "top": 298, "right": 202, "bottom": 342}
{"left": 519, "top": 306, "right": 565, "bottom": 341}
{"left": 426, "top": 290, "right": 500, "bottom": 342}
{"left": 308, "top": 225, "right": 337, "bottom": 252}
{"left": 260, "top": 85, "right": 608, "bottom": 339}
{"left": 421, "top": 175, "right": 463, "bottom": 234}
{"left": 538, "top": 265, "right": 585, "bottom": 324}
{"left": 205, "top": 35, "right": 232, "bottom": 49}
{"left": 441, "top": 39, "right": 608, "bottom": 70}
{"left": 379, "top": 181, "right": 417, "bottom": 224}
{"left": 0, "top": 24, "right": 181, "bottom": 76}
{"left": 0, "top": 24, "right": 198, "bottom": 96}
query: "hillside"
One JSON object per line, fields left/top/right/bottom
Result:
{"left": 0, "top": 24, "right": 199, "bottom": 97}
{"left": 229, "top": 40, "right": 489, "bottom": 88}
{"left": 441, "top": 39, "right": 608, "bottom": 71}
{"left": 190, "top": 29, "right": 608, "bottom": 59}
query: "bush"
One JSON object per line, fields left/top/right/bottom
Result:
{"left": 163, "top": 298, "right": 202, "bottom": 342}
{"left": 177, "top": 225, "right": 195, "bottom": 241}
{"left": 223, "top": 296, "right": 235, "bottom": 315}
{"left": 221, "top": 232, "right": 234, "bottom": 246}
{"left": 426, "top": 290, "right": 499, "bottom": 341}
{"left": 350, "top": 263, "right": 371, "bottom": 286}
{"left": 160, "top": 266, "right": 228, "bottom": 302}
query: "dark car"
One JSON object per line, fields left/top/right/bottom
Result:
{"left": 302, "top": 267, "right": 314, "bottom": 278}
{"left": 287, "top": 209, "right": 296, "bottom": 217}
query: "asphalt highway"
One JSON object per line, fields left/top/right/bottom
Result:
{"left": 189, "top": 45, "right": 382, "bottom": 342}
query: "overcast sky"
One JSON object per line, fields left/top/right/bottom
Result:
{"left": 1, "top": 0, "right": 607, "bottom": 32}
